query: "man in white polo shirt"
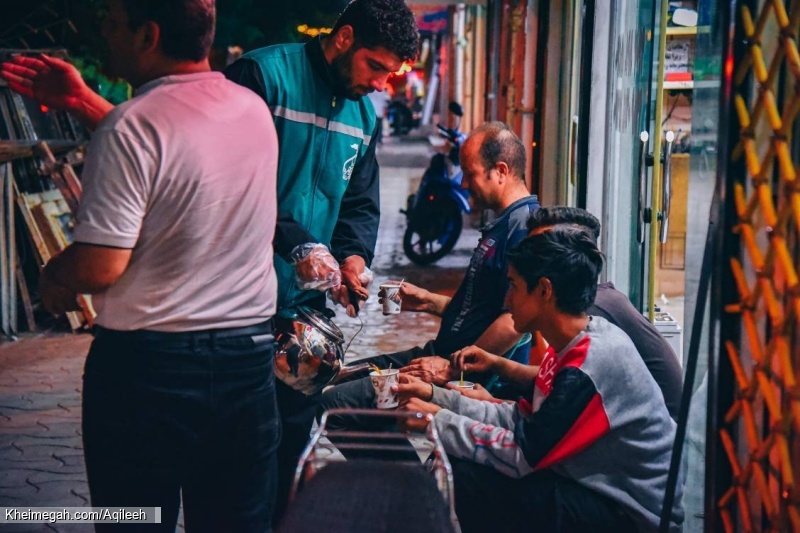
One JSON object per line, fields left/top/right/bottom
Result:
{"left": 34, "top": 1, "right": 280, "bottom": 531}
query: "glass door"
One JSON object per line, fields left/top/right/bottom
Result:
{"left": 584, "top": 0, "right": 655, "bottom": 305}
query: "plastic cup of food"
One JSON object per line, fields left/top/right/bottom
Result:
{"left": 370, "top": 369, "right": 400, "bottom": 409}
{"left": 447, "top": 380, "right": 475, "bottom": 390}
{"left": 380, "top": 283, "right": 403, "bottom": 315}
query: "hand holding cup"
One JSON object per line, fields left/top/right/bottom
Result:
{"left": 444, "top": 382, "right": 496, "bottom": 401}
{"left": 379, "top": 281, "right": 403, "bottom": 315}
{"left": 393, "top": 373, "right": 434, "bottom": 405}
{"left": 370, "top": 368, "right": 400, "bottom": 409}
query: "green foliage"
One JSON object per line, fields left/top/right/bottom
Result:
{"left": 58, "top": 1, "right": 129, "bottom": 103}
{"left": 71, "top": 56, "right": 131, "bottom": 105}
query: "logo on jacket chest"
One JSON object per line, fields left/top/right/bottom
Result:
{"left": 535, "top": 347, "right": 558, "bottom": 396}
{"left": 342, "top": 143, "right": 359, "bottom": 181}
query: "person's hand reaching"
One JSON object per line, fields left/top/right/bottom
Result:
{"left": 400, "top": 356, "right": 455, "bottom": 386}
{"left": 393, "top": 373, "right": 434, "bottom": 405}
{"left": 445, "top": 382, "right": 496, "bottom": 401}
{"left": 380, "top": 281, "right": 426, "bottom": 312}
{"left": 451, "top": 345, "right": 500, "bottom": 374}
{"left": 0, "top": 54, "right": 91, "bottom": 113}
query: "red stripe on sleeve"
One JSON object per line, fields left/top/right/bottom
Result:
{"left": 518, "top": 398, "right": 533, "bottom": 417}
{"left": 560, "top": 335, "right": 590, "bottom": 369}
{"left": 533, "top": 392, "right": 610, "bottom": 470}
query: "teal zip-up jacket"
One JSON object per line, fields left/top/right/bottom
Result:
{"left": 225, "top": 38, "right": 380, "bottom": 309}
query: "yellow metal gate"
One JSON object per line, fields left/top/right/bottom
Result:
{"left": 715, "top": 0, "right": 800, "bottom": 530}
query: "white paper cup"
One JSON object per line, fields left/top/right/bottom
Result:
{"left": 447, "top": 380, "right": 475, "bottom": 390}
{"left": 370, "top": 369, "right": 400, "bottom": 409}
{"left": 380, "top": 283, "right": 402, "bottom": 315}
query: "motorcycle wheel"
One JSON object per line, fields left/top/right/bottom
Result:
{"left": 402, "top": 202, "right": 463, "bottom": 265}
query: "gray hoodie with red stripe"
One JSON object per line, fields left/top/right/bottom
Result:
{"left": 431, "top": 316, "right": 683, "bottom": 532}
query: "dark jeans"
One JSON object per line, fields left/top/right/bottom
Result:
{"left": 82, "top": 322, "right": 279, "bottom": 533}
{"left": 451, "top": 459, "right": 637, "bottom": 533}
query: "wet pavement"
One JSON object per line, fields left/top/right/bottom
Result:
{"left": 336, "top": 139, "right": 480, "bottom": 363}
{"left": 0, "top": 137, "right": 476, "bottom": 531}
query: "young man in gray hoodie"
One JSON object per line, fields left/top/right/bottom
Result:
{"left": 396, "top": 227, "right": 684, "bottom": 532}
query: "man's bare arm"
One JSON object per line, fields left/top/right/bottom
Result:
{"left": 473, "top": 313, "right": 523, "bottom": 355}
{"left": 44, "top": 243, "right": 132, "bottom": 294}
{"left": 452, "top": 344, "right": 539, "bottom": 389}
{"left": 384, "top": 281, "right": 451, "bottom": 316}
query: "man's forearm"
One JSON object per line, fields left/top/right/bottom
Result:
{"left": 493, "top": 357, "right": 539, "bottom": 388}
{"left": 43, "top": 243, "right": 132, "bottom": 294}
{"left": 426, "top": 292, "right": 451, "bottom": 316}
{"left": 44, "top": 250, "right": 105, "bottom": 294}
{"left": 74, "top": 90, "right": 114, "bottom": 132}
{"left": 473, "top": 313, "right": 522, "bottom": 355}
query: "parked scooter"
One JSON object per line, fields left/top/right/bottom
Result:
{"left": 401, "top": 102, "right": 470, "bottom": 265}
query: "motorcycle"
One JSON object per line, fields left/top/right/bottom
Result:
{"left": 401, "top": 102, "right": 470, "bottom": 265}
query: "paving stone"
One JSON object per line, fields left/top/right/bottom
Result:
{"left": 0, "top": 424, "right": 48, "bottom": 438}
{"left": 0, "top": 395, "right": 35, "bottom": 409}
{"left": 0, "top": 459, "right": 80, "bottom": 478}
{"left": 27, "top": 479, "right": 89, "bottom": 506}
{"left": 0, "top": 432, "right": 33, "bottom": 449}
{"left": 68, "top": 487, "right": 90, "bottom": 505}
{"left": 0, "top": 389, "right": 53, "bottom": 403}
{"left": 51, "top": 452, "right": 85, "bottom": 469}
{"left": 0, "top": 409, "right": 52, "bottom": 433}
{"left": 4, "top": 446, "right": 82, "bottom": 467}
{"left": 21, "top": 392, "right": 82, "bottom": 410}
{"left": 0, "top": 482, "right": 39, "bottom": 504}
{"left": 0, "top": 459, "right": 85, "bottom": 478}
{"left": 24, "top": 471, "right": 87, "bottom": 486}
{"left": 0, "top": 477, "right": 42, "bottom": 492}
{"left": 0, "top": 470, "right": 32, "bottom": 490}
{"left": 11, "top": 436, "right": 82, "bottom": 452}
{"left": 0, "top": 469, "right": 86, "bottom": 494}
{"left": 25, "top": 421, "right": 82, "bottom": 440}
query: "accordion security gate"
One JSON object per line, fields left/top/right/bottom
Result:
{"left": 712, "top": 0, "right": 800, "bottom": 530}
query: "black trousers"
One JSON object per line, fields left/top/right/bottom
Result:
{"left": 451, "top": 459, "right": 637, "bottom": 533}
{"left": 82, "top": 323, "right": 279, "bottom": 533}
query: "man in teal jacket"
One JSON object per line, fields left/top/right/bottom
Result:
{"left": 225, "top": 0, "right": 417, "bottom": 313}
{"left": 225, "top": 0, "right": 419, "bottom": 521}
